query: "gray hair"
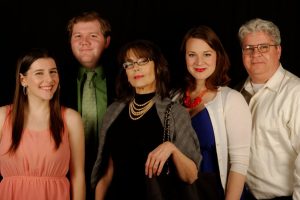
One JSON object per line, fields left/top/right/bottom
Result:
{"left": 238, "top": 18, "right": 281, "bottom": 45}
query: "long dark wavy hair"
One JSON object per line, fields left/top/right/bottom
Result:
{"left": 116, "top": 39, "right": 170, "bottom": 101}
{"left": 8, "top": 48, "right": 64, "bottom": 153}
{"left": 181, "top": 25, "right": 231, "bottom": 91}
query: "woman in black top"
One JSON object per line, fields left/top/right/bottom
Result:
{"left": 91, "top": 40, "right": 201, "bottom": 200}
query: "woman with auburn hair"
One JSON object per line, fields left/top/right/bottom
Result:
{"left": 172, "top": 25, "right": 252, "bottom": 200}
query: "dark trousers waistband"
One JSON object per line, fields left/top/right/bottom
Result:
{"left": 245, "top": 191, "right": 292, "bottom": 200}
{"left": 243, "top": 186, "right": 292, "bottom": 200}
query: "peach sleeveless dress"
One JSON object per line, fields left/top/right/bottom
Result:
{"left": 0, "top": 107, "right": 70, "bottom": 200}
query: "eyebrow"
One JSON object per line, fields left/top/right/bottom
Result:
{"left": 32, "top": 67, "right": 57, "bottom": 72}
{"left": 186, "top": 50, "right": 213, "bottom": 53}
{"left": 125, "top": 58, "right": 141, "bottom": 62}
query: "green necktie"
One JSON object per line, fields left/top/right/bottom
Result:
{"left": 82, "top": 71, "right": 97, "bottom": 141}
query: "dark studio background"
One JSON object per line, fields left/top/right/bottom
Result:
{"left": 1, "top": 0, "right": 299, "bottom": 106}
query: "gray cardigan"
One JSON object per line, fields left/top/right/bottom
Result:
{"left": 91, "top": 95, "right": 201, "bottom": 188}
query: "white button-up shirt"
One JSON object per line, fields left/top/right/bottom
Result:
{"left": 243, "top": 65, "right": 300, "bottom": 199}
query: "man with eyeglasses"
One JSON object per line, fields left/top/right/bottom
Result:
{"left": 237, "top": 18, "right": 300, "bottom": 200}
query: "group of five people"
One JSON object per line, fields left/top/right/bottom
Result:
{"left": 0, "top": 10, "right": 299, "bottom": 200}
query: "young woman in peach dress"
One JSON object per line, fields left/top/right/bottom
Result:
{"left": 0, "top": 48, "right": 85, "bottom": 200}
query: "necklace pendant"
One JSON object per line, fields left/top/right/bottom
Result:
{"left": 183, "top": 89, "right": 208, "bottom": 109}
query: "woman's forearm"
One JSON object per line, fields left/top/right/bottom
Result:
{"left": 225, "top": 171, "right": 246, "bottom": 200}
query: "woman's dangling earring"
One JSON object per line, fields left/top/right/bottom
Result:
{"left": 23, "top": 86, "right": 27, "bottom": 95}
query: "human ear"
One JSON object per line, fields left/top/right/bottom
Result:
{"left": 104, "top": 36, "right": 111, "bottom": 48}
{"left": 20, "top": 73, "right": 27, "bottom": 86}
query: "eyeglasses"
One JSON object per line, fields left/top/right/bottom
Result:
{"left": 122, "top": 57, "right": 151, "bottom": 70}
{"left": 242, "top": 44, "right": 278, "bottom": 55}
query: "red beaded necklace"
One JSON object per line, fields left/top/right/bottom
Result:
{"left": 183, "top": 89, "right": 208, "bottom": 108}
